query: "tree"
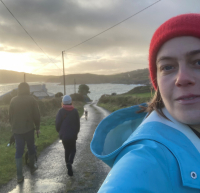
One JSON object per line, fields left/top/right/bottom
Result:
{"left": 70, "top": 93, "right": 84, "bottom": 101}
{"left": 55, "top": 92, "right": 63, "bottom": 98}
{"left": 78, "top": 84, "right": 90, "bottom": 95}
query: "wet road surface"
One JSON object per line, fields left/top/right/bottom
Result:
{"left": 0, "top": 102, "right": 111, "bottom": 193}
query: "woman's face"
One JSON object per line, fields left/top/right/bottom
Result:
{"left": 156, "top": 36, "right": 200, "bottom": 125}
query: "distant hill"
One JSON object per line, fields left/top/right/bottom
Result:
{"left": 0, "top": 70, "right": 59, "bottom": 84}
{"left": 0, "top": 69, "right": 150, "bottom": 85}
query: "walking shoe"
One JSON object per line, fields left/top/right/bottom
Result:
{"left": 67, "top": 163, "right": 73, "bottom": 176}
{"left": 29, "top": 154, "right": 38, "bottom": 174}
{"left": 30, "top": 162, "right": 38, "bottom": 174}
{"left": 17, "top": 176, "right": 24, "bottom": 184}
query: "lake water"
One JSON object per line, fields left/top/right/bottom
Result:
{"left": 0, "top": 83, "right": 143, "bottom": 101}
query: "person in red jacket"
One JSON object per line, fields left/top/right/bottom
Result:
{"left": 56, "top": 95, "right": 80, "bottom": 176}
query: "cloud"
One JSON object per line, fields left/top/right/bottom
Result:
{"left": 0, "top": 0, "right": 200, "bottom": 75}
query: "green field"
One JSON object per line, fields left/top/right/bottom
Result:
{"left": 122, "top": 92, "right": 152, "bottom": 98}
{"left": 98, "top": 86, "right": 154, "bottom": 112}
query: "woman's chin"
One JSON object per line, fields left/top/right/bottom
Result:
{"left": 174, "top": 113, "right": 200, "bottom": 126}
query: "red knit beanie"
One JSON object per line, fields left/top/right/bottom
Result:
{"left": 149, "top": 13, "right": 200, "bottom": 90}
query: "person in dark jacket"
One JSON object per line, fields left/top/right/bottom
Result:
{"left": 9, "top": 82, "right": 40, "bottom": 183}
{"left": 56, "top": 95, "right": 80, "bottom": 176}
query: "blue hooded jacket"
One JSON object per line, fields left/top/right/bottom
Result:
{"left": 90, "top": 104, "right": 200, "bottom": 192}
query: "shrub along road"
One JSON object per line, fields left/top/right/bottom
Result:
{"left": 0, "top": 102, "right": 110, "bottom": 193}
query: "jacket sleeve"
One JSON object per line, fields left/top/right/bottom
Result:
{"left": 55, "top": 110, "right": 62, "bottom": 132}
{"left": 32, "top": 99, "right": 40, "bottom": 130}
{"left": 9, "top": 101, "right": 13, "bottom": 124}
{"left": 98, "top": 140, "right": 173, "bottom": 193}
{"left": 76, "top": 109, "right": 80, "bottom": 133}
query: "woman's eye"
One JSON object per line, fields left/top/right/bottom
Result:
{"left": 162, "top": 65, "right": 174, "bottom": 71}
{"left": 194, "top": 60, "right": 200, "bottom": 66}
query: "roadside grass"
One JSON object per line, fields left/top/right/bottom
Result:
{"left": 98, "top": 92, "right": 153, "bottom": 112}
{"left": 98, "top": 102, "right": 121, "bottom": 112}
{"left": 98, "top": 94, "right": 152, "bottom": 112}
{"left": 121, "top": 92, "right": 153, "bottom": 98}
{"left": 0, "top": 101, "right": 84, "bottom": 187}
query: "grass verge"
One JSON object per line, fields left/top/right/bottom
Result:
{"left": 0, "top": 101, "right": 84, "bottom": 187}
{"left": 97, "top": 95, "right": 151, "bottom": 112}
{"left": 98, "top": 88, "right": 153, "bottom": 112}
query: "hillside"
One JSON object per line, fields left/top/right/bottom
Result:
{"left": 0, "top": 70, "right": 59, "bottom": 84}
{"left": 0, "top": 68, "right": 150, "bottom": 85}
{"left": 98, "top": 86, "right": 153, "bottom": 112}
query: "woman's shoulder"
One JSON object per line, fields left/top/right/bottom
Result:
{"left": 98, "top": 139, "right": 174, "bottom": 193}
{"left": 116, "top": 138, "right": 172, "bottom": 165}
{"left": 72, "top": 108, "right": 79, "bottom": 115}
{"left": 57, "top": 107, "right": 67, "bottom": 116}
{"left": 98, "top": 130, "right": 200, "bottom": 192}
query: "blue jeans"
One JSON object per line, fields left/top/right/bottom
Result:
{"left": 14, "top": 130, "right": 35, "bottom": 159}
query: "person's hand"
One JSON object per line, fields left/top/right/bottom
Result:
{"left": 36, "top": 130, "right": 40, "bottom": 137}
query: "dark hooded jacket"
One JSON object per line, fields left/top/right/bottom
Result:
{"left": 56, "top": 108, "right": 80, "bottom": 141}
{"left": 9, "top": 83, "right": 40, "bottom": 134}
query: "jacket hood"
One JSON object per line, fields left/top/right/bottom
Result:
{"left": 90, "top": 103, "right": 147, "bottom": 167}
{"left": 18, "top": 82, "right": 30, "bottom": 95}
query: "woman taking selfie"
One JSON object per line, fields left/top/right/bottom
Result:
{"left": 91, "top": 13, "right": 200, "bottom": 192}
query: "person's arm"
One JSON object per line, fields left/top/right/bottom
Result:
{"left": 55, "top": 110, "right": 62, "bottom": 132}
{"left": 8, "top": 101, "right": 13, "bottom": 125}
{"left": 98, "top": 140, "right": 173, "bottom": 193}
{"left": 32, "top": 99, "right": 40, "bottom": 131}
{"left": 76, "top": 109, "right": 80, "bottom": 133}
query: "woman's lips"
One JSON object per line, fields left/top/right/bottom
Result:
{"left": 176, "top": 95, "right": 200, "bottom": 104}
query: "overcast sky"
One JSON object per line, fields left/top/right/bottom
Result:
{"left": 0, "top": 0, "right": 200, "bottom": 76}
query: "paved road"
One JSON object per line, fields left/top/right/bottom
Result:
{"left": 0, "top": 102, "right": 110, "bottom": 193}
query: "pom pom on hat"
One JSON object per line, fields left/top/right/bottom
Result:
{"left": 62, "top": 95, "right": 72, "bottom": 105}
{"left": 149, "top": 13, "right": 200, "bottom": 90}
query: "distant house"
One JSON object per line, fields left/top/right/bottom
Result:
{"left": 29, "top": 84, "right": 54, "bottom": 99}
{"left": 0, "top": 84, "right": 54, "bottom": 100}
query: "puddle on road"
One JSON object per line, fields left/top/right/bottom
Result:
{"left": 9, "top": 179, "right": 66, "bottom": 193}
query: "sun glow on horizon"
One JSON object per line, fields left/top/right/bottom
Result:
{"left": 0, "top": 51, "right": 63, "bottom": 76}
{"left": 0, "top": 51, "right": 41, "bottom": 73}
{"left": 0, "top": 49, "right": 147, "bottom": 76}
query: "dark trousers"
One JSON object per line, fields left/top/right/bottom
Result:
{"left": 14, "top": 130, "right": 35, "bottom": 159}
{"left": 62, "top": 139, "right": 76, "bottom": 164}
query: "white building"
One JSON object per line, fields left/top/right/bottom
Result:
{"left": 0, "top": 84, "right": 54, "bottom": 100}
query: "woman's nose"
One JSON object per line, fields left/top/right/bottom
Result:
{"left": 175, "top": 67, "right": 195, "bottom": 87}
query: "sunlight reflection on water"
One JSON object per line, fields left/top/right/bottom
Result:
{"left": 0, "top": 83, "right": 143, "bottom": 100}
